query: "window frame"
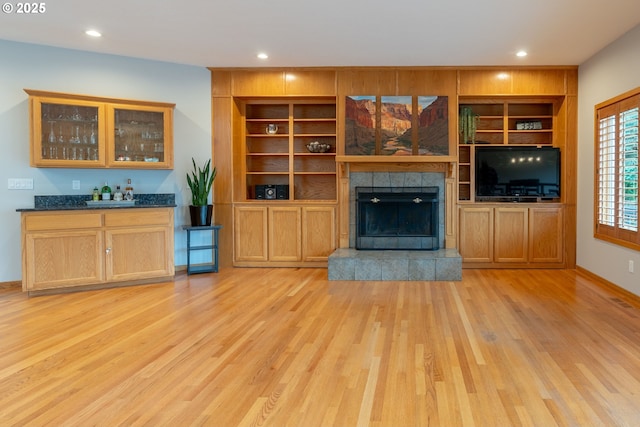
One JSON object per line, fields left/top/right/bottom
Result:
{"left": 594, "top": 87, "right": 640, "bottom": 251}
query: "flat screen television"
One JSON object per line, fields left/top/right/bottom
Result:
{"left": 475, "top": 146, "right": 560, "bottom": 201}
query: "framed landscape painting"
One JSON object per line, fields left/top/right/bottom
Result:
{"left": 345, "top": 95, "right": 449, "bottom": 156}
{"left": 380, "top": 96, "right": 412, "bottom": 155}
{"left": 417, "top": 95, "right": 449, "bottom": 156}
{"left": 345, "top": 96, "right": 376, "bottom": 155}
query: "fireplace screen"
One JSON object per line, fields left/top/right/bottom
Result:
{"left": 356, "top": 187, "right": 439, "bottom": 250}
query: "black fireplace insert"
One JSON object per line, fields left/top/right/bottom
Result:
{"left": 356, "top": 186, "right": 439, "bottom": 250}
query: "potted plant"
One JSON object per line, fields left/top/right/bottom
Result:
{"left": 186, "top": 157, "right": 216, "bottom": 226}
{"left": 459, "top": 106, "right": 479, "bottom": 144}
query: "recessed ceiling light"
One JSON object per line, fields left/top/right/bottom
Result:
{"left": 516, "top": 50, "right": 528, "bottom": 57}
{"left": 85, "top": 30, "right": 102, "bottom": 38}
{"left": 257, "top": 52, "right": 268, "bottom": 60}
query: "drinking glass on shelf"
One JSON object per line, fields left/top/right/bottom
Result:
{"left": 48, "top": 121, "right": 56, "bottom": 143}
{"left": 70, "top": 126, "right": 81, "bottom": 144}
{"left": 58, "top": 124, "right": 64, "bottom": 143}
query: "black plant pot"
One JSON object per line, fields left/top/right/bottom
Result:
{"left": 189, "top": 205, "right": 213, "bottom": 226}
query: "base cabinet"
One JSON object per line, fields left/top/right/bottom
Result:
{"left": 528, "top": 207, "right": 564, "bottom": 263}
{"left": 105, "top": 226, "right": 173, "bottom": 281}
{"left": 234, "top": 204, "right": 335, "bottom": 266}
{"left": 459, "top": 205, "right": 563, "bottom": 267}
{"left": 21, "top": 208, "right": 174, "bottom": 293}
{"left": 302, "top": 206, "right": 337, "bottom": 262}
{"left": 459, "top": 206, "right": 493, "bottom": 263}
{"left": 268, "top": 207, "right": 302, "bottom": 262}
{"left": 24, "top": 228, "right": 104, "bottom": 290}
{"left": 234, "top": 206, "right": 268, "bottom": 262}
{"left": 494, "top": 207, "right": 528, "bottom": 263}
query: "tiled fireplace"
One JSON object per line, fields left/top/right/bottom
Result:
{"left": 328, "top": 171, "right": 462, "bottom": 281}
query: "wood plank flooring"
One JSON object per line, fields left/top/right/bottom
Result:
{"left": 1, "top": 268, "right": 639, "bottom": 426}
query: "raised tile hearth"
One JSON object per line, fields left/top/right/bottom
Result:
{"left": 328, "top": 248, "right": 462, "bottom": 281}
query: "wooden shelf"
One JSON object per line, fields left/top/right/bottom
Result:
{"left": 242, "top": 100, "right": 337, "bottom": 202}
{"left": 457, "top": 98, "right": 557, "bottom": 202}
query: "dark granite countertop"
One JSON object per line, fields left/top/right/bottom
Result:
{"left": 16, "top": 194, "right": 176, "bottom": 212}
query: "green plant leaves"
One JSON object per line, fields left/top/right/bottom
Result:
{"left": 187, "top": 157, "right": 216, "bottom": 206}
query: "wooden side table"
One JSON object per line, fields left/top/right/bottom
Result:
{"left": 182, "top": 224, "right": 222, "bottom": 274}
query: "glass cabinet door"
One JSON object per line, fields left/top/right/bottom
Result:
{"left": 31, "top": 99, "right": 106, "bottom": 167}
{"left": 26, "top": 90, "right": 174, "bottom": 169}
{"left": 107, "top": 105, "right": 173, "bottom": 169}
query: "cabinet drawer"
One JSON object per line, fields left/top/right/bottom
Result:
{"left": 24, "top": 212, "right": 102, "bottom": 231}
{"left": 104, "top": 208, "right": 172, "bottom": 227}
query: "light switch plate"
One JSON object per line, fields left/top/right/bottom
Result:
{"left": 8, "top": 178, "right": 33, "bottom": 190}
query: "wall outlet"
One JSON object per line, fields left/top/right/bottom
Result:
{"left": 72, "top": 180, "right": 80, "bottom": 190}
{"left": 629, "top": 260, "right": 635, "bottom": 273}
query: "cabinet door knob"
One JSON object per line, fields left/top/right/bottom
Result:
{"left": 105, "top": 247, "right": 112, "bottom": 254}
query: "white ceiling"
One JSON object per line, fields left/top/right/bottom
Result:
{"left": 1, "top": 0, "right": 639, "bottom": 68}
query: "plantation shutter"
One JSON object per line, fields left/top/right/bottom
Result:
{"left": 595, "top": 91, "right": 640, "bottom": 249}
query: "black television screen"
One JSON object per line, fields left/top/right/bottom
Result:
{"left": 475, "top": 146, "right": 560, "bottom": 201}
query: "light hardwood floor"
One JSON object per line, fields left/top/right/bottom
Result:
{"left": 1, "top": 268, "right": 639, "bottom": 426}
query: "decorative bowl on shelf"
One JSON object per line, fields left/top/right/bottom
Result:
{"left": 306, "top": 141, "right": 331, "bottom": 153}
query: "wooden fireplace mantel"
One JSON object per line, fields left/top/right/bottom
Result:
{"left": 336, "top": 158, "right": 456, "bottom": 178}
{"left": 335, "top": 155, "right": 457, "bottom": 163}
{"left": 336, "top": 159, "right": 458, "bottom": 250}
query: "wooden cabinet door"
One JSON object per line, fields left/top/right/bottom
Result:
{"left": 105, "top": 226, "right": 174, "bottom": 282}
{"left": 103, "top": 208, "right": 174, "bottom": 282}
{"left": 302, "top": 206, "right": 336, "bottom": 261}
{"left": 24, "top": 230, "right": 104, "bottom": 290}
{"left": 234, "top": 206, "right": 268, "bottom": 262}
{"left": 494, "top": 207, "right": 528, "bottom": 263}
{"left": 459, "top": 206, "right": 493, "bottom": 263}
{"left": 529, "top": 207, "right": 563, "bottom": 263}
{"left": 458, "top": 69, "right": 568, "bottom": 95}
{"left": 269, "top": 207, "right": 301, "bottom": 261}
{"left": 27, "top": 93, "right": 107, "bottom": 168}
{"left": 106, "top": 104, "right": 174, "bottom": 169}
{"left": 232, "top": 70, "right": 286, "bottom": 96}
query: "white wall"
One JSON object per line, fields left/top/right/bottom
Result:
{"left": 577, "top": 24, "right": 640, "bottom": 295}
{"left": 0, "top": 39, "right": 212, "bottom": 282}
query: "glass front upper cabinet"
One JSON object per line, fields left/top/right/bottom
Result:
{"left": 25, "top": 89, "right": 174, "bottom": 169}
{"left": 108, "top": 104, "right": 173, "bottom": 168}
{"left": 30, "top": 97, "right": 107, "bottom": 167}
